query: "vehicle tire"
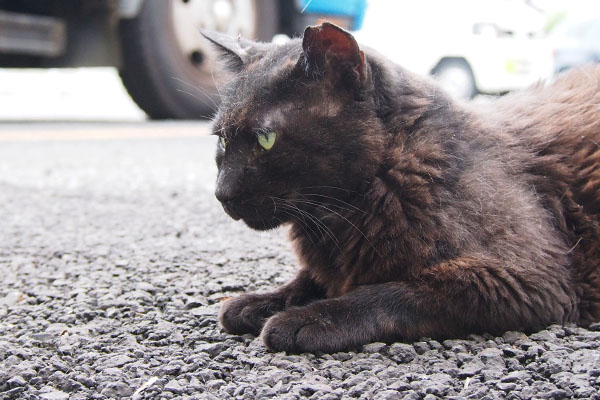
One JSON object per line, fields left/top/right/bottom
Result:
{"left": 431, "top": 59, "right": 477, "bottom": 100}
{"left": 118, "top": 0, "right": 278, "bottom": 120}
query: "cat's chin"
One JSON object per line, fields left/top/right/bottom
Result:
{"left": 242, "top": 217, "right": 283, "bottom": 231}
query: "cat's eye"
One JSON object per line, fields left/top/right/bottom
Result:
{"left": 257, "top": 131, "right": 277, "bottom": 150}
{"left": 219, "top": 136, "right": 227, "bottom": 149}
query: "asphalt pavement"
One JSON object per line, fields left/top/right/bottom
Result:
{"left": 1, "top": 122, "right": 600, "bottom": 399}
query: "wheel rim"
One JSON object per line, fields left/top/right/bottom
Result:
{"left": 171, "top": 0, "right": 257, "bottom": 72}
{"left": 435, "top": 65, "right": 474, "bottom": 100}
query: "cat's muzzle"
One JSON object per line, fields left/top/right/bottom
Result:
{"left": 221, "top": 201, "right": 242, "bottom": 221}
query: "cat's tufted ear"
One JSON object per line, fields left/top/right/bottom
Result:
{"left": 201, "top": 30, "right": 255, "bottom": 72}
{"left": 302, "top": 22, "right": 366, "bottom": 85}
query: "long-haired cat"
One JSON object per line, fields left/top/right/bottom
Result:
{"left": 204, "top": 23, "right": 600, "bottom": 353}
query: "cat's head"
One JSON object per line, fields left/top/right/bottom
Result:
{"left": 206, "top": 23, "right": 386, "bottom": 230}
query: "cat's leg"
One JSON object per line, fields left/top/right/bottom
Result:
{"left": 262, "top": 258, "right": 576, "bottom": 353}
{"left": 219, "top": 269, "right": 325, "bottom": 335}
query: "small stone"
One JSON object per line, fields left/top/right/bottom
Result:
{"left": 7, "top": 375, "right": 26, "bottom": 387}
{"left": 49, "top": 370, "right": 67, "bottom": 386}
{"left": 164, "top": 379, "right": 184, "bottom": 394}
{"left": 479, "top": 348, "right": 505, "bottom": 368}
{"left": 388, "top": 381, "right": 411, "bottom": 391}
{"left": 299, "top": 380, "right": 332, "bottom": 396}
{"left": 40, "top": 390, "right": 70, "bottom": 400}
{"left": 544, "top": 389, "right": 569, "bottom": 399}
{"left": 3, "top": 387, "right": 25, "bottom": 397}
{"left": 400, "top": 392, "right": 420, "bottom": 400}
{"left": 185, "top": 296, "right": 209, "bottom": 309}
{"left": 363, "top": 342, "right": 387, "bottom": 353}
{"left": 500, "top": 370, "right": 531, "bottom": 383}
{"left": 136, "top": 282, "right": 157, "bottom": 293}
{"left": 571, "top": 341, "right": 595, "bottom": 350}
{"left": 114, "top": 258, "right": 129, "bottom": 267}
{"left": 497, "top": 382, "right": 516, "bottom": 392}
{"left": 388, "top": 343, "right": 416, "bottom": 363}
{"left": 74, "top": 374, "right": 95, "bottom": 388}
{"left": 159, "top": 361, "right": 183, "bottom": 376}
{"left": 457, "top": 352, "right": 474, "bottom": 364}
{"left": 206, "top": 379, "right": 225, "bottom": 391}
{"left": 196, "top": 342, "right": 226, "bottom": 357}
{"left": 501, "top": 346, "right": 523, "bottom": 358}
{"left": 50, "top": 359, "right": 70, "bottom": 373}
{"left": 188, "top": 376, "right": 202, "bottom": 391}
{"left": 103, "top": 354, "right": 134, "bottom": 368}
{"left": 526, "top": 345, "right": 544, "bottom": 359}
{"left": 481, "top": 368, "right": 503, "bottom": 381}
{"left": 458, "top": 361, "right": 483, "bottom": 378}
{"left": 31, "top": 333, "right": 56, "bottom": 343}
{"left": 1, "top": 291, "right": 25, "bottom": 307}
{"left": 588, "top": 322, "right": 600, "bottom": 331}
{"left": 101, "top": 381, "right": 133, "bottom": 397}
{"left": 19, "top": 368, "right": 37, "bottom": 380}
{"left": 574, "top": 386, "right": 597, "bottom": 398}
{"left": 502, "top": 331, "right": 526, "bottom": 344}
{"left": 413, "top": 342, "right": 429, "bottom": 354}
{"left": 530, "top": 330, "right": 556, "bottom": 341}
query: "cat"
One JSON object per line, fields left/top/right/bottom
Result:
{"left": 203, "top": 22, "right": 600, "bottom": 353}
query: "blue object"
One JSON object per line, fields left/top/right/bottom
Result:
{"left": 296, "top": 0, "right": 368, "bottom": 30}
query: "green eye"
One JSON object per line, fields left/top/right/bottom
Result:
{"left": 257, "top": 131, "right": 277, "bottom": 150}
{"left": 219, "top": 136, "right": 227, "bottom": 149}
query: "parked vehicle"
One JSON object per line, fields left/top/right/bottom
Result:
{"left": 550, "top": 15, "right": 600, "bottom": 73}
{"left": 356, "top": 0, "right": 553, "bottom": 100}
{"left": 0, "top": 0, "right": 366, "bottom": 119}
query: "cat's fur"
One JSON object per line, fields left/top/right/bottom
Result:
{"left": 205, "top": 23, "right": 600, "bottom": 353}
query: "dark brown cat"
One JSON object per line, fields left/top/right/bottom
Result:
{"left": 204, "top": 23, "right": 600, "bottom": 353}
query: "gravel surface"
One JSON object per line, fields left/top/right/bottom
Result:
{"left": 1, "top": 135, "right": 600, "bottom": 400}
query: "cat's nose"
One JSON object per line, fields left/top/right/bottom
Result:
{"left": 215, "top": 186, "right": 238, "bottom": 204}
{"left": 215, "top": 179, "right": 242, "bottom": 205}
{"left": 215, "top": 185, "right": 242, "bottom": 220}
{"left": 215, "top": 165, "right": 244, "bottom": 204}
{"left": 215, "top": 181, "right": 238, "bottom": 203}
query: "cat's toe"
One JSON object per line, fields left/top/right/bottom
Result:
{"left": 261, "top": 312, "right": 304, "bottom": 353}
{"left": 218, "top": 298, "right": 246, "bottom": 334}
{"left": 218, "top": 297, "right": 261, "bottom": 335}
{"left": 218, "top": 294, "right": 286, "bottom": 336}
{"left": 261, "top": 309, "right": 335, "bottom": 353}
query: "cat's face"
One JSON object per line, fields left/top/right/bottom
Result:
{"left": 207, "top": 23, "right": 385, "bottom": 230}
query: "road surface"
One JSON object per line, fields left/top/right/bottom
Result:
{"left": 1, "top": 122, "right": 600, "bottom": 399}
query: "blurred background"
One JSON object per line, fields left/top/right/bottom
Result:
{"left": 0, "top": 0, "right": 598, "bottom": 122}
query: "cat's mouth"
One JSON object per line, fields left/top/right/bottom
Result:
{"left": 221, "top": 203, "right": 242, "bottom": 221}
{"left": 220, "top": 199, "right": 282, "bottom": 231}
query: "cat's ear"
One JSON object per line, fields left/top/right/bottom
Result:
{"left": 301, "top": 22, "right": 366, "bottom": 85}
{"left": 201, "top": 30, "right": 254, "bottom": 72}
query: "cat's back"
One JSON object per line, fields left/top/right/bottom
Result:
{"left": 482, "top": 65, "right": 600, "bottom": 323}
{"left": 483, "top": 64, "right": 600, "bottom": 149}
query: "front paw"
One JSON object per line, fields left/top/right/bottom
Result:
{"left": 261, "top": 307, "right": 347, "bottom": 353}
{"left": 219, "top": 293, "right": 284, "bottom": 336}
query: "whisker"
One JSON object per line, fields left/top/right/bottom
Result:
{"left": 291, "top": 198, "right": 381, "bottom": 257}
{"left": 271, "top": 197, "right": 341, "bottom": 248}
{"left": 276, "top": 206, "right": 318, "bottom": 245}
{"left": 210, "top": 70, "right": 223, "bottom": 97}
{"left": 293, "top": 192, "right": 366, "bottom": 215}
{"left": 293, "top": 185, "right": 357, "bottom": 193}
{"left": 171, "top": 77, "right": 220, "bottom": 108}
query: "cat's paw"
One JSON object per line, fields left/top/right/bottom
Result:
{"left": 261, "top": 307, "right": 345, "bottom": 353}
{"left": 218, "top": 293, "right": 284, "bottom": 336}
